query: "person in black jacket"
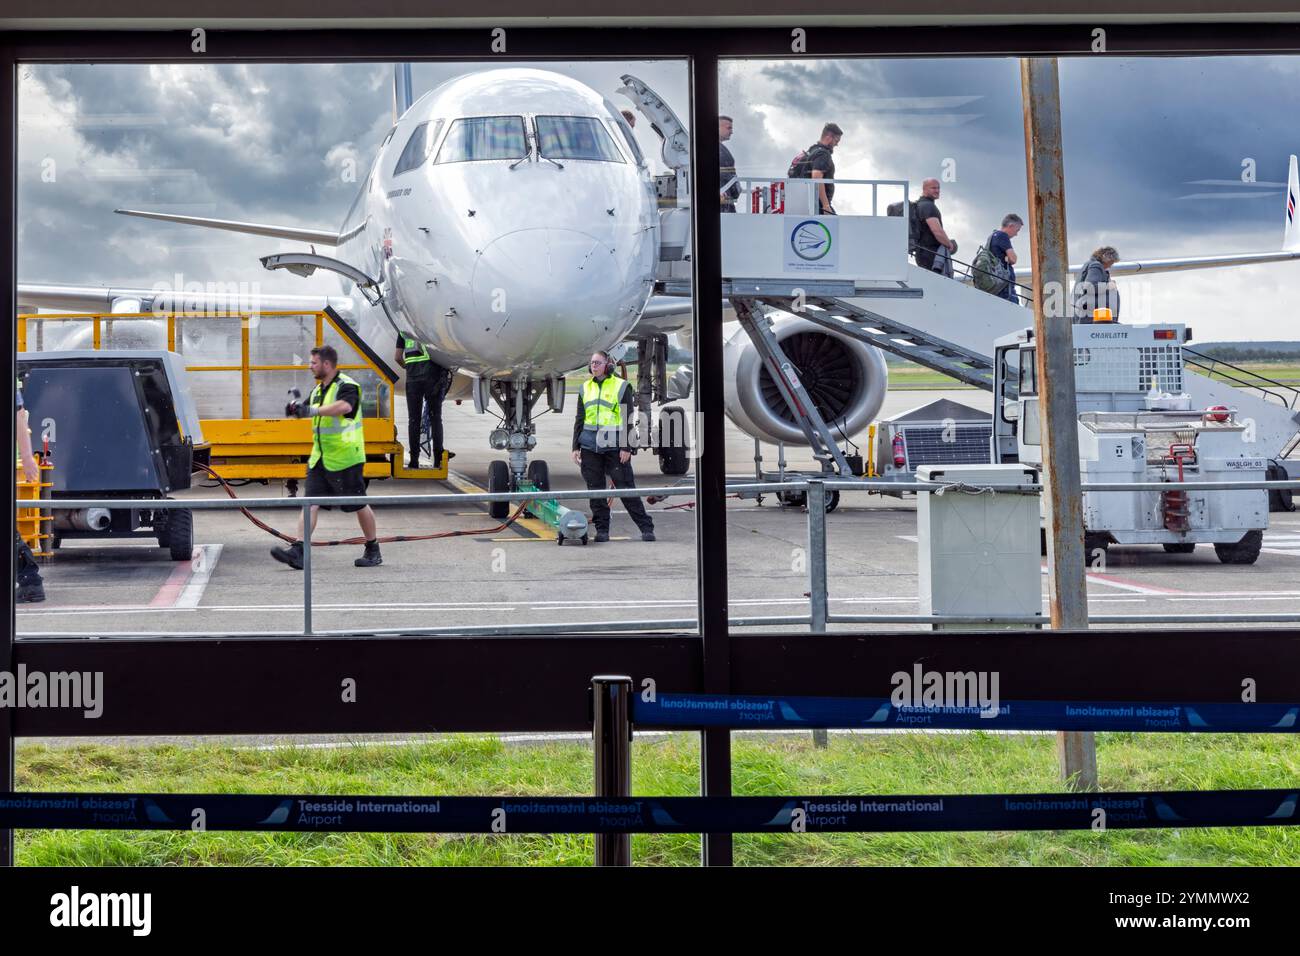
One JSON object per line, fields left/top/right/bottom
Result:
{"left": 394, "top": 331, "right": 452, "bottom": 469}
{"left": 570, "top": 351, "right": 655, "bottom": 543}
{"left": 789, "top": 123, "right": 842, "bottom": 215}
{"left": 719, "top": 115, "right": 742, "bottom": 212}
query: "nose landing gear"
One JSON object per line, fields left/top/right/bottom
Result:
{"left": 486, "top": 377, "right": 555, "bottom": 521}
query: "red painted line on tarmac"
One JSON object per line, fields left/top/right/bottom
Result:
{"left": 149, "top": 557, "right": 195, "bottom": 608}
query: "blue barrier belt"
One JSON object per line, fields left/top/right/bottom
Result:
{"left": 0, "top": 789, "right": 1295, "bottom": 832}
{"left": 632, "top": 693, "right": 1300, "bottom": 732}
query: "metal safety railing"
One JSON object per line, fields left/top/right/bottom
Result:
{"left": 14, "top": 474, "right": 1300, "bottom": 638}
{"left": 18, "top": 309, "right": 403, "bottom": 481}
{"left": 732, "top": 175, "right": 910, "bottom": 217}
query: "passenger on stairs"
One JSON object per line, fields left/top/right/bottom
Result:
{"left": 1072, "top": 246, "right": 1121, "bottom": 323}
{"left": 914, "top": 178, "right": 957, "bottom": 272}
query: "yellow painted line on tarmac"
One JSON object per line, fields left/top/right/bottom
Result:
{"left": 442, "top": 469, "right": 554, "bottom": 540}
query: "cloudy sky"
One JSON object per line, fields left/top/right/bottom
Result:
{"left": 18, "top": 55, "right": 1300, "bottom": 341}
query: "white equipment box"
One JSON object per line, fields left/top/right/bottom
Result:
{"left": 916, "top": 464, "right": 1042, "bottom": 623}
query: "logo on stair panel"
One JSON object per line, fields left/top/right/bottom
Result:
{"left": 785, "top": 217, "right": 838, "bottom": 272}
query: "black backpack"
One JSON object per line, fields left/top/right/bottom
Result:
{"left": 788, "top": 143, "right": 829, "bottom": 179}
{"left": 887, "top": 198, "right": 925, "bottom": 252}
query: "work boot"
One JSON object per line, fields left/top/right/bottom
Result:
{"left": 641, "top": 531, "right": 656, "bottom": 542}
{"left": 408, "top": 456, "right": 421, "bottom": 471}
{"left": 594, "top": 529, "right": 610, "bottom": 543}
{"left": 271, "top": 540, "right": 304, "bottom": 570}
{"left": 15, "top": 581, "right": 45, "bottom": 603}
{"left": 354, "top": 540, "right": 383, "bottom": 567}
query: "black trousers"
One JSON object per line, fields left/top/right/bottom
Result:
{"left": 579, "top": 450, "right": 654, "bottom": 534}
{"left": 15, "top": 531, "right": 42, "bottom": 587}
{"left": 405, "top": 372, "right": 446, "bottom": 463}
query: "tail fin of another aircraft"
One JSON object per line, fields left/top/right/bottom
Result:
{"left": 393, "top": 63, "right": 414, "bottom": 124}
{"left": 1285, "top": 154, "right": 1300, "bottom": 251}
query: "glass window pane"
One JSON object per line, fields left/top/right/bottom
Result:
{"left": 535, "top": 115, "right": 624, "bottom": 163}
{"left": 435, "top": 116, "right": 527, "bottom": 163}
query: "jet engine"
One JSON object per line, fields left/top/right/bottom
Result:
{"left": 722, "top": 316, "right": 888, "bottom": 446}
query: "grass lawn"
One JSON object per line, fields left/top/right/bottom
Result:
{"left": 1195, "top": 363, "right": 1300, "bottom": 388}
{"left": 15, "top": 731, "right": 1299, "bottom": 866}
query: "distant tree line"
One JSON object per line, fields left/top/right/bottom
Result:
{"left": 1193, "top": 346, "right": 1300, "bottom": 362}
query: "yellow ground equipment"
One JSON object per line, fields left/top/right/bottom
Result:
{"left": 17, "top": 307, "right": 447, "bottom": 482}
{"left": 16, "top": 456, "right": 54, "bottom": 558}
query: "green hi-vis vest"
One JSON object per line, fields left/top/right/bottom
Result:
{"left": 308, "top": 373, "right": 366, "bottom": 471}
{"left": 581, "top": 375, "right": 626, "bottom": 450}
{"left": 401, "top": 334, "right": 432, "bottom": 366}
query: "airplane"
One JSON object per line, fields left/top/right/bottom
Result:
{"left": 17, "top": 66, "right": 1300, "bottom": 508}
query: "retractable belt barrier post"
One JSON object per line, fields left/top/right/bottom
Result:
{"left": 592, "top": 676, "right": 633, "bottom": 866}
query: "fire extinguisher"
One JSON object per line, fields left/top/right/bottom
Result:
{"left": 770, "top": 181, "right": 785, "bottom": 214}
{"left": 892, "top": 432, "right": 906, "bottom": 468}
{"left": 751, "top": 186, "right": 763, "bottom": 214}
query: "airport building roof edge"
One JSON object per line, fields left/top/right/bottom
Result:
{"left": 6, "top": 3, "right": 1300, "bottom": 30}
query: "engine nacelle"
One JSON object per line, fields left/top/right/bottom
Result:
{"left": 722, "top": 317, "right": 888, "bottom": 446}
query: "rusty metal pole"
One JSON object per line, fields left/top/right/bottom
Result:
{"left": 1019, "top": 58, "right": 1098, "bottom": 791}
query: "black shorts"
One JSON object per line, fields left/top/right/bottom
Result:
{"left": 305, "top": 461, "right": 368, "bottom": 512}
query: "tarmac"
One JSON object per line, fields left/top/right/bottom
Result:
{"left": 15, "top": 388, "right": 1300, "bottom": 640}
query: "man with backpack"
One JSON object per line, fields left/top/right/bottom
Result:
{"left": 972, "top": 213, "right": 1023, "bottom": 302}
{"left": 788, "top": 123, "right": 842, "bottom": 215}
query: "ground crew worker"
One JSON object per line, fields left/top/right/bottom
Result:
{"left": 570, "top": 350, "right": 655, "bottom": 543}
{"left": 271, "top": 345, "right": 382, "bottom": 569}
{"left": 15, "top": 374, "right": 46, "bottom": 602}
{"left": 394, "top": 331, "right": 452, "bottom": 470}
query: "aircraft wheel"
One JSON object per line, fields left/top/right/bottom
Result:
{"left": 527, "top": 460, "right": 550, "bottom": 492}
{"left": 658, "top": 406, "right": 690, "bottom": 475}
{"left": 488, "top": 460, "right": 511, "bottom": 520}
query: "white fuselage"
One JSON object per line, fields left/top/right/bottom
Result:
{"left": 333, "top": 68, "right": 659, "bottom": 381}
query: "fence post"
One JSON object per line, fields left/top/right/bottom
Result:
{"left": 592, "top": 675, "right": 633, "bottom": 867}
{"left": 806, "top": 480, "right": 829, "bottom": 748}
{"left": 301, "top": 501, "right": 313, "bottom": 636}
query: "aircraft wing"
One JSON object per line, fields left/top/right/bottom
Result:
{"left": 114, "top": 208, "right": 341, "bottom": 246}
{"left": 17, "top": 282, "right": 354, "bottom": 316}
{"left": 1010, "top": 247, "right": 1300, "bottom": 286}
{"left": 630, "top": 295, "right": 696, "bottom": 336}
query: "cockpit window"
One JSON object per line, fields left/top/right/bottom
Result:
{"left": 535, "top": 116, "right": 624, "bottom": 163}
{"left": 435, "top": 116, "right": 528, "bottom": 163}
{"left": 393, "top": 120, "right": 443, "bottom": 176}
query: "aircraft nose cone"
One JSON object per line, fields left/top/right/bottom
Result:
{"left": 470, "top": 228, "right": 632, "bottom": 364}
